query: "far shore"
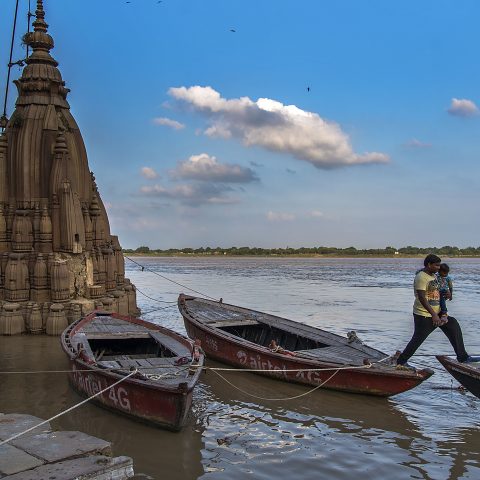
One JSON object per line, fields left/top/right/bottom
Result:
{"left": 122, "top": 253, "right": 480, "bottom": 259}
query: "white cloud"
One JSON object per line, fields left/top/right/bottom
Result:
{"left": 447, "top": 98, "right": 479, "bottom": 117}
{"left": 267, "top": 211, "right": 295, "bottom": 221}
{"left": 168, "top": 86, "right": 389, "bottom": 169}
{"left": 170, "top": 153, "right": 258, "bottom": 183}
{"left": 152, "top": 117, "right": 185, "bottom": 130}
{"left": 309, "top": 210, "right": 324, "bottom": 218}
{"left": 140, "top": 166, "right": 159, "bottom": 179}
{"left": 140, "top": 182, "right": 237, "bottom": 206}
{"left": 404, "top": 138, "right": 432, "bottom": 148}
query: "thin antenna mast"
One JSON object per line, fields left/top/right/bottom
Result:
{"left": 26, "top": 0, "right": 33, "bottom": 58}
{"left": 1, "top": 0, "right": 21, "bottom": 131}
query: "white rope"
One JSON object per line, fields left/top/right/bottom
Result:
{"left": 0, "top": 356, "right": 392, "bottom": 376}
{"left": 206, "top": 363, "right": 374, "bottom": 373}
{"left": 0, "top": 366, "right": 178, "bottom": 374}
{"left": 0, "top": 363, "right": 374, "bottom": 375}
{"left": 0, "top": 369, "right": 138, "bottom": 446}
{"left": 210, "top": 367, "right": 343, "bottom": 401}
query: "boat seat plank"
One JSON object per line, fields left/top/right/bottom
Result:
{"left": 97, "top": 360, "right": 121, "bottom": 369}
{"left": 84, "top": 332, "right": 151, "bottom": 340}
{"left": 195, "top": 312, "right": 258, "bottom": 327}
{"left": 136, "top": 359, "right": 152, "bottom": 367}
{"left": 149, "top": 332, "right": 191, "bottom": 358}
{"left": 87, "top": 320, "right": 147, "bottom": 332}
{"left": 207, "top": 319, "right": 259, "bottom": 328}
{"left": 146, "top": 357, "right": 177, "bottom": 367}
{"left": 117, "top": 359, "right": 142, "bottom": 369}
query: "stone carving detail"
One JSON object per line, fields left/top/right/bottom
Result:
{"left": 27, "top": 303, "right": 43, "bottom": 334}
{"left": 0, "top": 303, "right": 24, "bottom": 335}
{"left": 46, "top": 303, "right": 67, "bottom": 335}
{"left": 50, "top": 260, "right": 71, "bottom": 302}
{"left": 12, "top": 211, "right": 34, "bottom": 252}
{"left": 4, "top": 254, "right": 30, "bottom": 302}
{"left": 0, "top": 1, "right": 140, "bottom": 335}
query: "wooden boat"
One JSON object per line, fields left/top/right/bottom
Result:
{"left": 61, "top": 311, "right": 204, "bottom": 431}
{"left": 178, "top": 295, "right": 433, "bottom": 397}
{"left": 436, "top": 355, "right": 480, "bottom": 399}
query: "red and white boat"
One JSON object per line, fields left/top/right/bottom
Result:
{"left": 178, "top": 295, "right": 433, "bottom": 397}
{"left": 61, "top": 311, "right": 204, "bottom": 431}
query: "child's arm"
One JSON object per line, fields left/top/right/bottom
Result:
{"left": 448, "top": 277, "right": 453, "bottom": 300}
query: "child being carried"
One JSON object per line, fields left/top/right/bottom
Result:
{"left": 437, "top": 263, "right": 453, "bottom": 322}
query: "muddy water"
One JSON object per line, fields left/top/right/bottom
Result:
{"left": 1, "top": 257, "right": 480, "bottom": 479}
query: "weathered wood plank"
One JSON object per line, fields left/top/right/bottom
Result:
{"left": 149, "top": 332, "right": 191, "bottom": 358}
{"left": 84, "top": 332, "right": 151, "bottom": 339}
{"left": 207, "top": 319, "right": 259, "bottom": 328}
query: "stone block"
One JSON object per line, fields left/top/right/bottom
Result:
{"left": 0, "top": 443, "right": 44, "bottom": 476}
{"left": 0, "top": 413, "right": 51, "bottom": 441}
{"left": 11, "top": 430, "right": 112, "bottom": 463}
{"left": 5, "top": 455, "right": 134, "bottom": 480}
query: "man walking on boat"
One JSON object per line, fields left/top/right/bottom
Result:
{"left": 396, "top": 254, "right": 480, "bottom": 369}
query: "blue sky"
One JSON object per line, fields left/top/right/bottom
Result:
{"left": 2, "top": 0, "right": 480, "bottom": 249}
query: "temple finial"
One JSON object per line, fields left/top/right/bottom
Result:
{"left": 32, "top": 1, "right": 48, "bottom": 34}
{"left": 23, "top": 0, "right": 57, "bottom": 67}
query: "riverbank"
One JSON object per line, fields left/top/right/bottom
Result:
{"left": 122, "top": 246, "right": 480, "bottom": 258}
{"left": 123, "top": 252, "right": 479, "bottom": 258}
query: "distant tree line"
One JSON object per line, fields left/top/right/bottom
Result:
{"left": 122, "top": 245, "right": 480, "bottom": 257}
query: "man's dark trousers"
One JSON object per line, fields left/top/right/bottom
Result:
{"left": 397, "top": 314, "right": 468, "bottom": 364}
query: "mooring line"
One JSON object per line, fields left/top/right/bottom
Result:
{"left": 0, "top": 363, "right": 373, "bottom": 375}
{"left": 0, "top": 369, "right": 138, "bottom": 446}
{"left": 133, "top": 285, "right": 177, "bottom": 305}
{"left": 209, "top": 367, "right": 342, "bottom": 401}
{"left": 139, "top": 304, "right": 177, "bottom": 316}
{"left": 124, "top": 256, "right": 218, "bottom": 301}
{"left": 205, "top": 363, "right": 374, "bottom": 373}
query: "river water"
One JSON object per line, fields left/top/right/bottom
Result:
{"left": 1, "top": 257, "right": 480, "bottom": 479}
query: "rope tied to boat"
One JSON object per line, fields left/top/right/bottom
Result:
{"left": 0, "top": 369, "right": 138, "bottom": 446}
{"left": 0, "top": 363, "right": 377, "bottom": 375}
{"left": 209, "top": 366, "right": 347, "bottom": 401}
{"left": 124, "top": 256, "right": 219, "bottom": 301}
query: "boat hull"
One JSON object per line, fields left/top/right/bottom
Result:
{"left": 437, "top": 355, "right": 480, "bottom": 399}
{"left": 61, "top": 312, "right": 203, "bottom": 431}
{"left": 181, "top": 309, "right": 432, "bottom": 397}
{"left": 67, "top": 358, "right": 193, "bottom": 431}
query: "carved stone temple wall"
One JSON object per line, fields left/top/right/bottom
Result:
{"left": 0, "top": 1, "right": 140, "bottom": 335}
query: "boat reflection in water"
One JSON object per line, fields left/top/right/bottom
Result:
{"left": 0, "top": 335, "right": 205, "bottom": 480}
{"left": 197, "top": 358, "right": 480, "bottom": 479}
{"left": 1, "top": 335, "right": 480, "bottom": 479}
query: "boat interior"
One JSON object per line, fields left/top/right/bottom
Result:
{"left": 88, "top": 337, "right": 177, "bottom": 360}
{"left": 220, "top": 323, "right": 326, "bottom": 351}
{"left": 184, "top": 298, "right": 388, "bottom": 366}
{"left": 71, "top": 315, "right": 196, "bottom": 381}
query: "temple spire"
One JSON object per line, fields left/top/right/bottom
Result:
{"left": 24, "top": 0, "right": 57, "bottom": 67}
{"left": 0, "top": 0, "right": 140, "bottom": 335}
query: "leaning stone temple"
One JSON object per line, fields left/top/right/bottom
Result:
{"left": 0, "top": 1, "right": 139, "bottom": 335}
